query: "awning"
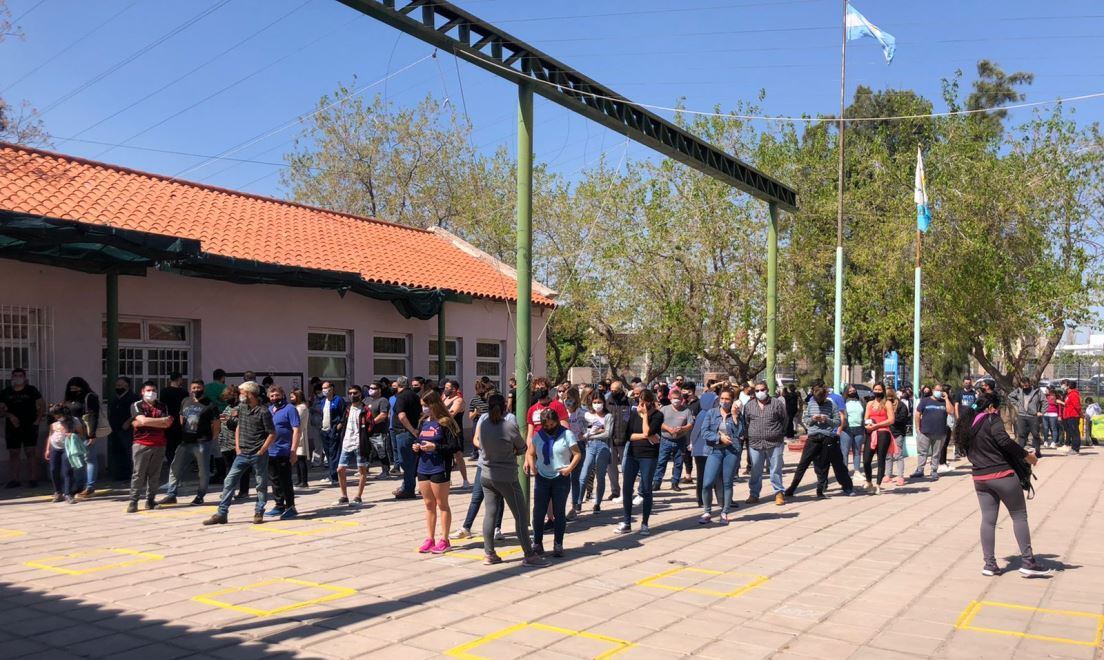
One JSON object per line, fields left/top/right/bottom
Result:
{"left": 0, "top": 212, "right": 447, "bottom": 319}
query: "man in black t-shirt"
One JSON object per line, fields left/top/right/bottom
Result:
{"left": 365, "top": 383, "right": 391, "bottom": 476}
{"left": 163, "top": 380, "right": 219, "bottom": 505}
{"left": 160, "top": 372, "right": 188, "bottom": 463}
{"left": 2, "top": 368, "right": 45, "bottom": 489}
{"left": 391, "top": 376, "right": 423, "bottom": 499}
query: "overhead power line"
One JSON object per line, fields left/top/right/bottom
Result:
{"left": 38, "top": 0, "right": 233, "bottom": 117}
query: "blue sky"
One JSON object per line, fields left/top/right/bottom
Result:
{"left": 2, "top": 0, "right": 1102, "bottom": 199}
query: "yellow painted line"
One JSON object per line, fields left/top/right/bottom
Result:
{"left": 191, "top": 578, "right": 357, "bottom": 617}
{"left": 636, "top": 566, "right": 769, "bottom": 598}
{"left": 0, "top": 528, "right": 27, "bottom": 539}
{"left": 954, "top": 600, "right": 1104, "bottom": 647}
{"left": 250, "top": 518, "right": 360, "bottom": 537}
{"left": 23, "top": 548, "right": 164, "bottom": 575}
{"left": 445, "top": 621, "right": 634, "bottom": 659}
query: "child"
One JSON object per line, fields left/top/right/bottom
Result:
{"left": 46, "top": 403, "right": 83, "bottom": 504}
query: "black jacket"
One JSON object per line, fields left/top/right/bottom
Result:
{"left": 967, "top": 413, "right": 1026, "bottom": 477}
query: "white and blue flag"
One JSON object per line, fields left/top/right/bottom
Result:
{"left": 915, "top": 146, "right": 931, "bottom": 233}
{"left": 845, "top": 3, "right": 896, "bottom": 64}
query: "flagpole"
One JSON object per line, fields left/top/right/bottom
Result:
{"left": 833, "top": 0, "right": 847, "bottom": 393}
{"left": 912, "top": 143, "right": 923, "bottom": 408}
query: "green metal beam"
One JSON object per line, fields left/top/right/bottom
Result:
{"left": 106, "top": 271, "right": 119, "bottom": 404}
{"left": 333, "top": 0, "right": 797, "bottom": 212}
{"left": 437, "top": 304, "right": 447, "bottom": 383}
{"left": 515, "top": 81, "right": 533, "bottom": 501}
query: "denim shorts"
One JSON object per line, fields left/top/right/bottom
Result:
{"left": 338, "top": 448, "right": 367, "bottom": 469}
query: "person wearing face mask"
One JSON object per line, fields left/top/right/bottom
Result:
{"left": 742, "top": 381, "right": 789, "bottom": 505}
{"left": 652, "top": 391, "right": 694, "bottom": 493}
{"left": 215, "top": 386, "right": 248, "bottom": 495}
{"left": 576, "top": 391, "right": 614, "bottom": 514}
{"left": 204, "top": 381, "right": 276, "bottom": 526}
{"left": 63, "top": 377, "right": 100, "bottom": 499}
{"left": 1007, "top": 377, "right": 1046, "bottom": 458}
{"left": 161, "top": 380, "right": 218, "bottom": 506}
{"left": 525, "top": 377, "right": 570, "bottom": 445}
{"left": 913, "top": 385, "right": 952, "bottom": 480}
{"left": 415, "top": 390, "right": 462, "bottom": 554}
{"left": 264, "top": 385, "right": 300, "bottom": 519}
{"left": 526, "top": 408, "right": 581, "bottom": 557}
{"left": 785, "top": 384, "right": 854, "bottom": 499}
{"left": 2, "top": 367, "right": 46, "bottom": 490}
{"left": 616, "top": 390, "right": 664, "bottom": 535}
{"left": 290, "top": 388, "right": 311, "bottom": 487}
{"left": 313, "top": 381, "right": 346, "bottom": 486}
{"left": 391, "top": 376, "right": 424, "bottom": 499}
{"left": 602, "top": 381, "right": 631, "bottom": 503}
{"left": 126, "top": 381, "right": 173, "bottom": 513}
{"left": 883, "top": 389, "right": 910, "bottom": 487}
{"left": 863, "top": 383, "right": 895, "bottom": 494}
{"left": 334, "top": 385, "right": 370, "bottom": 507}
{"left": 1056, "top": 380, "right": 1082, "bottom": 455}
{"left": 365, "top": 382, "right": 392, "bottom": 477}
{"left": 697, "top": 387, "right": 743, "bottom": 523}
{"left": 563, "top": 388, "right": 589, "bottom": 520}
{"left": 841, "top": 387, "right": 866, "bottom": 475}
{"left": 106, "top": 376, "right": 141, "bottom": 483}
{"left": 442, "top": 379, "right": 470, "bottom": 490}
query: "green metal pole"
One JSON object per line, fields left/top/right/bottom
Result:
{"left": 834, "top": 246, "right": 844, "bottom": 390}
{"left": 437, "top": 303, "right": 447, "bottom": 384}
{"left": 515, "top": 81, "right": 534, "bottom": 500}
{"left": 106, "top": 271, "right": 119, "bottom": 403}
{"left": 833, "top": 0, "right": 847, "bottom": 393}
{"left": 766, "top": 203, "right": 779, "bottom": 392}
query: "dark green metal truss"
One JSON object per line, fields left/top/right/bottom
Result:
{"left": 334, "top": 0, "right": 798, "bottom": 212}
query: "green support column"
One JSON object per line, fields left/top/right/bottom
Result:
{"left": 766, "top": 203, "right": 779, "bottom": 392}
{"left": 515, "top": 81, "right": 534, "bottom": 500}
{"left": 106, "top": 271, "right": 120, "bottom": 403}
{"left": 437, "top": 303, "right": 447, "bottom": 384}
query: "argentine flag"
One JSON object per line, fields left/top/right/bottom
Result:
{"left": 846, "top": 3, "right": 896, "bottom": 64}
{"left": 915, "top": 146, "right": 932, "bottom": 233}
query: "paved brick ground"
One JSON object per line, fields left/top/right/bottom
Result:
{"left": 1, "top": 446, "right": 1101, "bottom": 659}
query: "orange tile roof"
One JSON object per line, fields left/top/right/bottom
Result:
{"left": 0, "top": 142, "right": 554, "bottom": 307}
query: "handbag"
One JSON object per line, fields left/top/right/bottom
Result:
{"left": 64, "top": 432, "right": 88, "bottom": 470}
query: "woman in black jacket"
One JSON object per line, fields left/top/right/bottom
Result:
{"left": 961, "top": 393, "right": 1050, "bottom": 577}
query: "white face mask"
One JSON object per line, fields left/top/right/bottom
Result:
{"left": 592, "top": 402, "right": 604, "bottom": 412}
{"left": 421, "top": 406, "right": 430, "bottom": 416}
{"left": 143, "top": 391, "right": 157, "bottom": 403}
{"left": 755, "top": 391, "right": 768, "bottom": 401}
{"left": 933, "top": 391, "right": 944, "bottom": 400}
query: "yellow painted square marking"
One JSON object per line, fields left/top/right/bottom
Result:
{"left": 250, "top": 518, "right": 360, "bottom": 536}
{"left": 445, "top": 622, "right": 634, "bottom": 659}
{"left": 0, "top": 528, "right": 27, "bottom": 539}
{"left": 191, "top": 578, "right": 357, "bottom": 617}
{"left": 24, "top": 548, "right": 164, "bottom": 575}
{"left": 636, "top": 567, "right": 769, "bottom": 598}
{"left": 955, "top": 600, "right": 1104, "bottom": 647}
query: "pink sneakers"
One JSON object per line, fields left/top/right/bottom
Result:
{"left": 418, "top": 538, "right": 435, "bottom": 553}
{"left": 431, "top": 539, "right": 451, "bottom": 554}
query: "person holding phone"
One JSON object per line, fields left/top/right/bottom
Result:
{"left": 616, "top": 390, "right": 663, "bottom": 536}
{"left": 526, "top": 408, "right": 581, "bottom": 557}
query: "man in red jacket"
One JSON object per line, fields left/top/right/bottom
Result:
{"left": 1059, "top": 380, "right": 1082, "bottom": 455}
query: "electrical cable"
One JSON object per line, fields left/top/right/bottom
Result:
{"left": 10, "top": 0, "right": 45, "bottom": 24}
{"left": 60, "top": 0, "right": 314, "bottom": 145}
{"left": 37, "top": 0, "right": 233, "bottom": 117}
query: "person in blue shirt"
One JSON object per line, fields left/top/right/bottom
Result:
{"left": 266, "top": 385, "right": 300, "bottom": 520}
{"left": 312, "top": 383, "right": 345, "bottom": 486}
{"left": 697, "top": 386, "right": 743, "bottom": 524}
{"left": 526, "top": 408, "right": 581, "bottom": 557}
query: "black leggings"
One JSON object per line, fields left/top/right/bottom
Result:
{"left": 863, "top": 430, "right": 891, "bottom": 484}
{"left": 295, "top": 458, "right": 309, "bottom": 485}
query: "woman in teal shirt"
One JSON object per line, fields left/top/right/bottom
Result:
{"left": 841, "top": 387, "right": 866, "bottom": 474}
{"left": 526, "top": 408, "right": 581, "bottom": 557}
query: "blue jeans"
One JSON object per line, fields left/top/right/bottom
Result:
{"left": 463, "top": 465, "right": 505, "bottom": 531}
{"left": 533, "top": 473, "right": 570, "bottom": 547}
{"left": 395, "top": 431, "right": 417, "bottom": 495}
{"left": 652, "top": 438, "right": 686, "bottom": 489}
{"left": 321, "top": 429, "right": 340, "bottom": 482}
{"left": 748, "top": 444, "right": 785, "bottom": 498}
{"left": 1042, "top": 416, "right": 1059, "bottom": 446}
{"left": 74, "top": 440, "right": 97, "bottom": 491}
{"left": 576, "top": 441, "right": 611, "bottom": 507}
{"left": 48, "top": 447, "right": 73, "bottom": 495}
{"left": 569, "top": 440, "right": 585, "bottom": 509}
{"left": 702, "top": 444, "right": 740, "bottom": 515}
{"left": 840, "top": 426, "right": 865, "bottom": 472}
{"left": 217, "top": 453, "right": 269, "bottom": 516}
{"left": 166, "top": 441, "right": 210, "bottom": 497}
{"left": 621, "top": 453, "right": 657, "bottom": 526}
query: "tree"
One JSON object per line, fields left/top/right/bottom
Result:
{"left": 0, "top": 1, "right": 48, "bottom": 146}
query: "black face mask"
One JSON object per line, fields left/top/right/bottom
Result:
{"left": 115, "top": 387, "right": 127, "bottom": 395}
{"left": 534, "top": 388, "right": 549, "bottom": 401}
{"left": 874, "top": 391, "right": 885, "bottom": 400}
{"left": 921, "top": 390, "right": 932, "bottom": 398}
{"left": 350, "top": 394, "right": 362, "bottom": 402}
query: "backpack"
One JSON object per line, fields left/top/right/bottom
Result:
{"left": 64, "top": 431, "right": 87, "bottom": 470}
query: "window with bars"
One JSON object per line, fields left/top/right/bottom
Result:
{"left": 373, "top": 335, "right": 409, "bottom": 381}
{"left": 0, "top": 306, "right": 53, "bottom": 393}
{"left": 101, "top": 317, "right": 191, "bottom": 392}
{"left": 427, "top": 338, "right": 460, "bottom": 381}
{"left": 308, "top": 330, "right": 351, "bottom": 392}
{"left": 475, "top": 340, "right": 504, "bottom": 390}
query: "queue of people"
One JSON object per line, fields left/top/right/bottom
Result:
{"left": 2, "top": 366, "right": 1083, "bottom": 577}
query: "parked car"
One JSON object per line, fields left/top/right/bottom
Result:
{"left": 850, "top": 384, "right": 874, "bottom": 402}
